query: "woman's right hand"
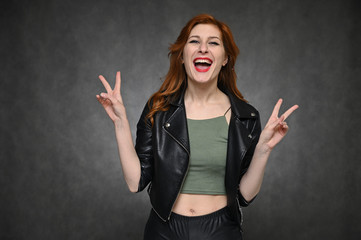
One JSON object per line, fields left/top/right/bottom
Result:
{"left": 96, "top": 71, "right": 126, "bottom": 123}
{"left": 96, "top": 71, "right": 141, "bottom": 192}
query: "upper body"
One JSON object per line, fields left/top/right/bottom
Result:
{"left": 96, "top": 13, "right": 298, "bottom": 230}
{"left": 135, "top": 84, "right": 261, "bottom": 224}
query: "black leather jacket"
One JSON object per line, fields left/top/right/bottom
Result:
{"left": 135, "top": 86, "right": 261, "bottom": 227}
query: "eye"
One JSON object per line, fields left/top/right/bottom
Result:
{"left": 209, "top": 41, "right": 220, "bottom": 46}
{"left": 189, "top": 40, "right": 199, "bottom": 44}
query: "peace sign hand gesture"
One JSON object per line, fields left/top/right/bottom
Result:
{"left": 258, "top": 99, "right": 299, "bottom": 153}
{"left": 96, "top": 71, "right": 126, "bottom": 123}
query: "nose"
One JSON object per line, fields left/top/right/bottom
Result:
{"left": 198, "top": 42, "right": 208, "bottom": 53}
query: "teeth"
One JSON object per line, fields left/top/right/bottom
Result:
{"left": 194, "top": 59, "right": 212, "bottom": 64}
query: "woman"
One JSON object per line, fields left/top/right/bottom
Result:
{"left": 96, "top": 14, "right": 298, "bottom": 240}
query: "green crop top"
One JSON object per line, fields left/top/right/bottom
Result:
{"left": 181, "top": 114, "right": 229, "bottom": 195}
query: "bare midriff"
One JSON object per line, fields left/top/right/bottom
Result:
{"left": 172, "top": 193, "right": 227, "bottom": 216}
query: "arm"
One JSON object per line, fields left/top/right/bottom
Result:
{"left": 96, "top": 71, "right": 140, "bottom": 193}
{"left": 239, "top": 99, "right": 299, "bottom": 202}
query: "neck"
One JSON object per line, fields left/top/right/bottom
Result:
{"left": 184, "top": 78, "right": 220, "bottom": 104}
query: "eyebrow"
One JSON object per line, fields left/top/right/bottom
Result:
{"left": 188, "top": 35, "right": 221, "bottom": 40}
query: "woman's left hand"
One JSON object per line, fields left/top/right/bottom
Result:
{"left": 258, "top": 99, "right": 299, "bottom": 153}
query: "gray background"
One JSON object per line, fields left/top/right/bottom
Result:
{"left": 1, "top": 0, "right": 360, "bottom": 239}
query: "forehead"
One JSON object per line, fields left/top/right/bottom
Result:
{"left": 189, "top": 24, "right": 222, "bottom": 39}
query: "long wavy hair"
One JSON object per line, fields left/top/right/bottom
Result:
{"left": 146, "top": 14, "right": 246, "bottom": 125}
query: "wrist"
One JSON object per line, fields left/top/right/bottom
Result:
{"left": 114, "top": 119, "right": 122, "bottom": 128}
{"left": 114, "top": 117, "right": 129, "bottom": 129}
{"left": 255, "top": 143, "right": 272, "bottom": 155}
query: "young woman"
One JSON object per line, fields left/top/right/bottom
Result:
{"left": 96, "top": 14, "right": 298, "bottom": 240}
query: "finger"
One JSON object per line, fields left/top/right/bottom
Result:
{"left": 271, "top": 98, "right": 283, "bottom": 118}
{"left": 281, "top": 123, "right": 289, "bottom": 132}
{"left": 96, "top": 95, "right": 118, "bottom": 120}
{"left": 280, "top": 121, "right": 287, "bottom": 126}
{"left": 267, "top": 115, "right": 284, "bottom": 130}
{"left": 281, "top": 104, "right": 299, "bottom": 120}
{"left": 96, "top": 94, "right": 111, "bottom": 106}
{"left": 96, "top": 94, "right": 105, "bottom": 103}
{"left": 280, "top": 121, "right": 288, "bottom": 127}
{"left": 114, "top": 71, "right": 121, "bottom": 93}
{"left": 100, "top": 92, "right": 117, "bottom": 105}
{"left": 98, "top": 75, "right": 113, "bottom": 93}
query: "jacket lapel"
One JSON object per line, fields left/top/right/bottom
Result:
{"left": 163, "top": 94, "right": 190, "bottom": 155}
{"left": 223, "top": 88, "right": 258, "bottom": 192}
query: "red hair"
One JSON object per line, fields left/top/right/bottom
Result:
{"left": 146, "top": 14, "right": 246, "bottom": 125}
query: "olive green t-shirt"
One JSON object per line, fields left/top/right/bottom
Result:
{"left": 181, "top": 116, "right": 229, "bottom": 195}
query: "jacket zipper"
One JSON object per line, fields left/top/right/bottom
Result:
{"left": 163, "top": 126, "right": 190, "bottom": 221}
{"left": 146, "top": 184, "right": 168, "bottom": 221}
{"left": 236, "top": 196, "right": 244, "bottom": 226}
{"left": 236, "top": 195, "right": 244, "bottom": 233}
{"left": 151, "top": 206, "right": 167, "bottom": 222}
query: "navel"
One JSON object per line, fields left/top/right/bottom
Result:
{"left": 189, "top": 208, "right": 196, "bottom": 215}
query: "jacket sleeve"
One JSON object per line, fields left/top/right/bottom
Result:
{"left": 237, "top": 112, "right": 262, "bottom": 206}
{"left": 135, "top": 102, "right": 154, "bottom": 192}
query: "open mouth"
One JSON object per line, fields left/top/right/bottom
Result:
{"left": 193, "top": 58, "right": 213, "bottom": 72}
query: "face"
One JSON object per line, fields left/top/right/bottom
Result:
{"left": 182, "top": 24, "right": 228, "bottom": 85}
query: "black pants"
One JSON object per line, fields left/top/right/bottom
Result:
{"left": 143, "top": 206, "right": 242, "bottom": 240}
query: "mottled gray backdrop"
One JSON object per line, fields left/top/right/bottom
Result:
{"left": 1, "top": 0, "right": 360, "bottom": 239}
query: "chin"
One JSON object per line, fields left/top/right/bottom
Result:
{"left": 190, "top": 72, "right": 217, "bottom": 84}
{"left": 189, "top": 77, "right": 216, "bottom": 85}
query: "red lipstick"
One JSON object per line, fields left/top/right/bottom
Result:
{"left": 193, "top": 57, "right": 213, "bottom": 72}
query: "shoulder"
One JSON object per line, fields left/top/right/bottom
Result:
{"left": 138, "top": 97, "right": 179, "bottom": 127}
{"left": 228, "top": 94, "right": 259, "bottom": 119}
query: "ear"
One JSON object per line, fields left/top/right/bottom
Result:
{"left": 180, "top": 51, "right": 185, "bottom": 64}
{"left": 222, "top": 56, "right": 229, "bottom": 66}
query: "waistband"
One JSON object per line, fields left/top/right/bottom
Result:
{"left": 169, "top": 206, "right": 230, "bottom": 221}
